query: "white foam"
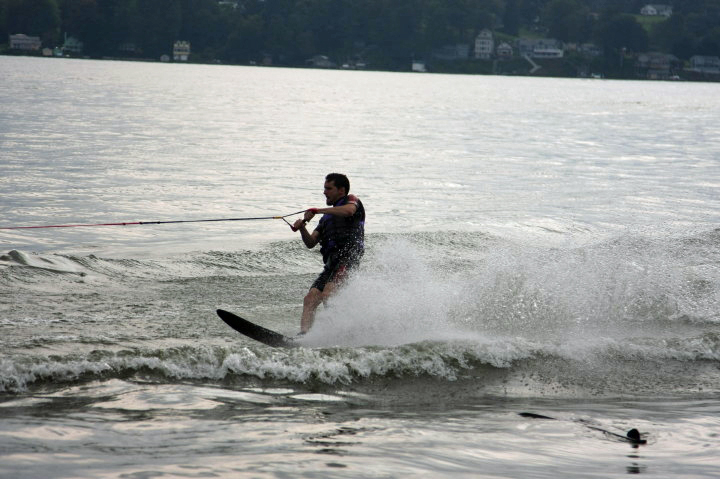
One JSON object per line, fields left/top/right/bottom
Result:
{"left": 1, "top": 250, "right": 87, "bottom": 274}
{"left": 299, "top": 233, "right": 720, "bottom": 360}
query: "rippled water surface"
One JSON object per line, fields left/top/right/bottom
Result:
{"left": 1, "top": 56, "right": 719, "bottom": 478}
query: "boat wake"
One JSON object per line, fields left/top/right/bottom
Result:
{"left": 2, "top": 229, "right": 719, "bottom": 400}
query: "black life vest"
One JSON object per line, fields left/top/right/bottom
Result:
{"left": 316, "top": 195, "right": 365, "bottom": 263}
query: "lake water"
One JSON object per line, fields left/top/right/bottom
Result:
{"left": 1, "top": 55, "right": 719, "bottom": 478}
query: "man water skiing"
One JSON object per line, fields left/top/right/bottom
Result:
{"left": 291, "top": 173, "right": 365, "bottom": 334}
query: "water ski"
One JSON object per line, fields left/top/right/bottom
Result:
{"left": 216, "top": 309, "right": 296, "bottom": 348}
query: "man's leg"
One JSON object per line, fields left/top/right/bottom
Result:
{"left": 301, "top": 287, "right": 323, "bottom": 333}
{"left": 301, "top": 264, "right": 350, "bottom": 333}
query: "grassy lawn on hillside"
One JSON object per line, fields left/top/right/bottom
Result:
{"left": 634, "top": 14, "right": 667, "bottom": 32}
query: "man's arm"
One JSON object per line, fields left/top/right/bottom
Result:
{"left": 303, "top": 203, "right": 357, "bottom": 221}
{"left": 292, "top": 219, "right": 320, "bottom": 248}
{"left": 292, "top": 200, "right": 358, "bottom": 248}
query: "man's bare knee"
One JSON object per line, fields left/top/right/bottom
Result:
{"left": 304, "top": 288, "right": 323, "bottom": 307}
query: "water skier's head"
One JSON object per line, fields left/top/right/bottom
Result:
{"left": 324, "top": 173, "right": 350, "bottom": 205}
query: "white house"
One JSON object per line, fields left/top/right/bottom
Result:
{"left": 636, "top": 52, "right": 680, "bottom": 79}
{"left": 579, "top": 43, "right": 602, "bottom": 57}
{"left": 63, "top": 35, "right": 84, "bottom": 54}
{"left": 474, "top": 29, "right": 494, "bottom": 59}
{"left": 496, "top": 42, "right": 513, "bottom": 59}
{"left": 689, "top": 55, "right": 720, "bottom": 74}
{"left": 9, "top": 34, "right": 41, "bottom": 50}
{"left": 517, "top": 38, "right": 563, "bottom": 58}
{"left": 306, "top": 55, "right": 335, "bottom": 68}
{"left": 173, "top": 41, "right": 191, "bottom": 61}
{"left": 640, "top": 4, "right": 673, "bottom": 17}
{"left": 119, "top": 42, "right": 138, "bottom": 54}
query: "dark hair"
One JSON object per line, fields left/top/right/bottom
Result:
{"left": 325, "top": 173, "right": 350, "bottom": 193}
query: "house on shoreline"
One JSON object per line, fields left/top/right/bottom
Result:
{"left": 173, "top": 41, "right": 190, "bottom": 61}
{"left": 9, "top": 34, "right": 41, "bottom": 51}
{"left": 474, "top": 29, "right": 494, "bottom": 59}
{"left": 640, "top": 4, "right": 673, "bottom": 17}
{"left": 636, "top": 52, "right": 682, "bottom": 80}
{"left": 688, "top": 55, "right": 720, "bottom": 75}
{"left": 518, "top": 38, "right": 564, "bottom": 59}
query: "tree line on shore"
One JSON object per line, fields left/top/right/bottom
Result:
{"left": 1, "top": 0, "right": 719, "bottom": 73}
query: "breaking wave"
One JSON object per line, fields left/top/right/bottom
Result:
{"left": 2, "top": 330, "right": 720, "bottom": 397}
{"left": 2, "top": 229, "right": 719, "bottom": 399}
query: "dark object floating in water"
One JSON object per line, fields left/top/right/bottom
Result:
{"left": 519, "top": 412, "right": 647, "bottom": 445}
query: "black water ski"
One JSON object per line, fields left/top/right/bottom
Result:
{"left": 216, "top": 309, "right": 295, "bottom": 347}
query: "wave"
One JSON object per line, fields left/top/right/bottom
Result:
{"left": 2, "top": 227, "right": 718, "bottom": 290}
{"left": 2, "top": 228, "right": 719, "bottom": 399}
{"left": 0, "top": 241, "right": 319, "bottom": 286}
{"left": 2, "top": 331, "right": 719, "bottom": 396}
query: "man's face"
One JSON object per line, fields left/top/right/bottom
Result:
{"left": 324, "top": 180, "right": 346, "bottom": 205}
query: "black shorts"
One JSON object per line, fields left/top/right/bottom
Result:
{"left": 311, "top": 256, "right": 357, "bottom": 292}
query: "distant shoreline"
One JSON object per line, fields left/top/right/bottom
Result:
{"left": 2, "top": 51, "right": 719, "bottom": 83}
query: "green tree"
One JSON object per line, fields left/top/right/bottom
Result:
{"left": 649, "top": 13, "right": 696, "bottom": 59}
{"left": 362, "top": 0, "right": 424, "bottom": 68}
{"left": 3, "top": 0, "right": 716, "bottom": 71}
{"left": 517, "top": 0, "right": 544, "bottom": 27}
{"left": 178, "top": 0, "right": 229, "bottom": 59}
{"left": 73, "top": 0, "right": 137, "bottom": 57}
{"left": 697, "top": 30, "right": 720, "bottom": 56}
{"left": 502, "top": 0, "right": 521, "bottom": 36}
{"left": 594, "top": 12, "right": 648, "bottom": 55}
{"left": 650, "top": 12, "right": 683, "bottom": 50}
{"left": 133, "top": 0, "right": 182, "bottom": 58}
{"left": 5, "top": 0, "right": 61, "bottom": 45}
{"left": 0, "top": 0, "right": 8, "bottom": 41}
{"left": 423, "top": 0, "right": 465, "bottom": 49}
{"left": 543, "top": 0, "right": 592, "bottom": 43}
{"left": 223, "top": 12, "right": 263, "bottom": 63}
{"left": 59, "top": 0, "right": 100, "bottom": 46}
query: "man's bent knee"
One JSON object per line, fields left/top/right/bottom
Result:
{"left": 304, "top": 288, "right": 323, "bottom": 307}
{"left": 321, "top": 282, "right": 338, "bottom": 302}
